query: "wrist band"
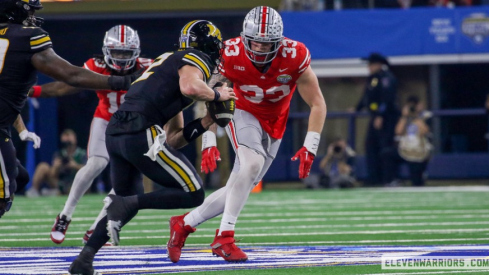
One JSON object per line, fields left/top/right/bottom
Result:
{"left": 32, "top": 86, "right": 42, "bottom": 98}
{"left": 201, "top": 131, "right": 217, "bottom": 150}
{"left": 303, "top": 131, "right": 320, "bottom": 156}
{"left": 213, "top": 88, "right": 221, "bottom": 102}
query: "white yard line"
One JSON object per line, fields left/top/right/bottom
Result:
{"left": 3, "top": 220, "right": 489, "bottom": 236}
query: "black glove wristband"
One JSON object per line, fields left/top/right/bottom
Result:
{"left": 213, "top": 88, "right": 221, "bottom": 102}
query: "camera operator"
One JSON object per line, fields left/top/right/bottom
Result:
{"left": 382, "top": 95, "right": 432, "bottom": 187}
{"left": 26, "top": 129, "right": 86, "bottom": 197}
{"left": 319, "top": 137, "right": 356, "bottom": 188}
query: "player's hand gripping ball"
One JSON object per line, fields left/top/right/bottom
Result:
{"left": 206, "top": 99, "right": 235, "bottom": 127}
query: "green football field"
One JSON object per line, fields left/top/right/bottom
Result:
{"left": 2, "top": 186, "right": 489, "bottom": 274}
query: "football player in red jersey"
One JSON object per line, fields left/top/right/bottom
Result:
{"left": 29, "top": 25, "right": 152, "bottom": 245}
{"left": 167, "top": 6, "right": 327, "bottom": 263}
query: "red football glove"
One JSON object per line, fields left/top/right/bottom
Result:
{"left": 201, "top": 146, "right": 221, "bottom": 174}
{"left": 291, "top": 146, "right": 315, "bottom": 179}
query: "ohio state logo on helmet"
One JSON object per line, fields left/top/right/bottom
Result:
{"left": 102, "top": 25, "right": 141, "bottom": 72}
{"left": 241, "top": 6, "right": 284, "bottom": 65}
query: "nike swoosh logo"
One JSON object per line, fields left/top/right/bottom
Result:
{"left": 190, "top": 129, "right": 198, "bottom": 138}
{"left": 279, "top": 68, "right": 288, "bottom": 72}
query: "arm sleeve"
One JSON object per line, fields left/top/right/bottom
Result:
{"left": 179, "top": 50, "right": 213, "bottom": 83}
{"left": 29, "top": 28, "right": 53, "bottom": 53}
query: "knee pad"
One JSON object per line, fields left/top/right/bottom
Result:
{"left": 237, "top": 147, "right": 265, "bottom": 177}
{"left": 191, "top": 188, "right": 205, "bottom": 207}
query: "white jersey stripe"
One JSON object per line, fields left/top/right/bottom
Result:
{"left": 299, "top": 48, "right": 310, "bottom": 69}
{"left": 0, "top": 150, "right": 10, "bottom": 199}
{"left": 30, "top": 34, "right": 46, "bottom": 40}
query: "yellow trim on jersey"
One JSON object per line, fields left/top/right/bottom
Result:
{"left": 30, "top": 36, "right": 51, "bottom": 46}
{"left": 150, "top": 127, "right": 196, "bottom": 192}
{"left": 183, "top": 54, "right": 210, "bottom": 79}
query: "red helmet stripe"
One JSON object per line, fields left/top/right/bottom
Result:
{"left": 260, "top": 6, "right": 268, "bottom": 36}
{"left": 120, "top": 25, "right": 125, "bottom": 44}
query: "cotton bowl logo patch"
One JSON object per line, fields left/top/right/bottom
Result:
{"left": 277, "top": 74, "right": 292, "bottom": 84}
{"left": 462, "top": 13, "right": 489, "bottom": 44}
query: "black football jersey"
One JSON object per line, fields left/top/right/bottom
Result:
{"left": 109, "top": 49, "right": 214, "bottom": 134}
{"left": 0, "top": 23, "right": 52, "bottom": 136}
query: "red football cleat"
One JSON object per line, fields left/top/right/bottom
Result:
{"left": 51, "top": 214, "right": 71, "bottom": 244}
{"left": 210, "top": 229, "right": 248, "bottom": 262}
{"left": 167, "top": 213, "right": 196, "bottom": 263}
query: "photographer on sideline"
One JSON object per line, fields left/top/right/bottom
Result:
{"left": 319, "top": 137, "right": 356, "bottom": 188}
{"left": 382, "top": 95, "right": 432, "bottom": 187}
{"left": 26, "top": 129, "right": 87, "bottom": 197}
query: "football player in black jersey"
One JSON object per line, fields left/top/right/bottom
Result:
{"left": 0, "top": 0, "right": 137, "bottom": 217}
{"left": 68, "top": 20, "right": 236, "bottom": 275}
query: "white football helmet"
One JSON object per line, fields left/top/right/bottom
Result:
{"left": 241, "top": 6, "right": 284, "bottom": 65}
{"left": 102, "top": 25, "right": 141, "bottom": 72}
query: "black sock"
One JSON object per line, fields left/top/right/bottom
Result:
{"left": 86, "top": 216, "right": 110, "bottom": 252}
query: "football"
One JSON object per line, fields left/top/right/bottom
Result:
{"left": 206, "top": 99, "right": 235, "bottom": 127}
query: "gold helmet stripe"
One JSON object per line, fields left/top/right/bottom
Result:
{"left": 180, "top": 20, "right": 200, "bottom": 49}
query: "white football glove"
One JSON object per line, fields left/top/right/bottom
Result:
{"left": 19, "top": 130, "right": 41, "bottom": 149}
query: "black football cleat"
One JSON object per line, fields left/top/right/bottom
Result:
{"left": 68, "top": 257, "right": 99, "bottom": 275}
{"left": 104, "top": 194, "right": 138, "bottom": 246}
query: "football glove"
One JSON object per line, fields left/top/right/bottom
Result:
{"left": 19, "top": 130, "right": 41, "bottom": 149}
{"left": 291, "top": 147, "right": 315, "bottom": 179}
{"left": 201, "top": 131, "right": 220, "bottom": 174}
{"left": 201, "top": 146, "right": 221, "bottom": 174}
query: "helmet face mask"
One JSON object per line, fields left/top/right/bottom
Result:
{"left": 2, "top": 0, "right": 44, "bottom": 26}
{"left": 179, "top": 20, "right": 223, "bottom": 66}
{"left": 102, "top": 25, "right": 141, "bottom": 73}
{"left": 241, "top": 6, "right": 284, "bottom": 65}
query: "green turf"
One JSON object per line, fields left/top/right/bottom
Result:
{"left": 2, "top": 187, "right": 489, "bottom": 274}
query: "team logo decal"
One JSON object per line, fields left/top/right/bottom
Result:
{"left": 277, "top": 74, "right": 292, "bottom": 84}
{"left": 462, "top": 13, "right": 489, "bottom": 44}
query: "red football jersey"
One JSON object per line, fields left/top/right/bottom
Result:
{"left": 219, "top": 37, "right": 311, "bottom": 139}
{"left": 83, "top": 57, "right": 153, "bottom": 121}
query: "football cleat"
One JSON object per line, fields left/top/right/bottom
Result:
{"left": 210, "top": 229, "right": 248, "bottom": 262}
{"left": 105, "top": 194, "right": 138, "bottom": 246}
{"left": 51, "top": 214, "right": 71, "bottom": 244}
{"left": 167, "top": 213, "right": 196, "bottom": 263}
{"left": 68, "top": 257, "right": 100, "bottom": 275}
{"left": 82, "top": 230, "right": 113, "bottom": 247}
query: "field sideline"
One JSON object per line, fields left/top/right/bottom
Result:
{"left": 2, "top": 186, "right": 489, "bottom": 274}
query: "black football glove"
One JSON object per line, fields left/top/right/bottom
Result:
{"left": 108, "top": 68, "right": 145, "bottom": 91}
{"left": 0, "top": 198, "right": 13, "bottom": 218}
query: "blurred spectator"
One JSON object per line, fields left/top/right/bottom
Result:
{"left": 26, "top": 129, "right": 86, "bottom": 197}
{"left": 382, "top": 95, "right": 432, "bottom": 186}
{"left": 429, "top": 0, "right": 472, "bottom": 6}
{"left": 279, "top": 0, "right": 324, "bottom": 11}
{"left": 355, "top": 52, "right": 399, "bottom": 186}
{"left": 319, "top": 137, "right": 356, "bottom": 188}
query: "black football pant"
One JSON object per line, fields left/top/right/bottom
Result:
{"left": 0, "top": 137, "right": 30, "bottom": 200}
{"left": 381, "top": 147, "right": 428, "bottom": 186}
{"left": 365, "top": 115, "right": 397, "bottom": 186}
{"left": 86, "top": 125, "right": 204, "bottom": 251}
